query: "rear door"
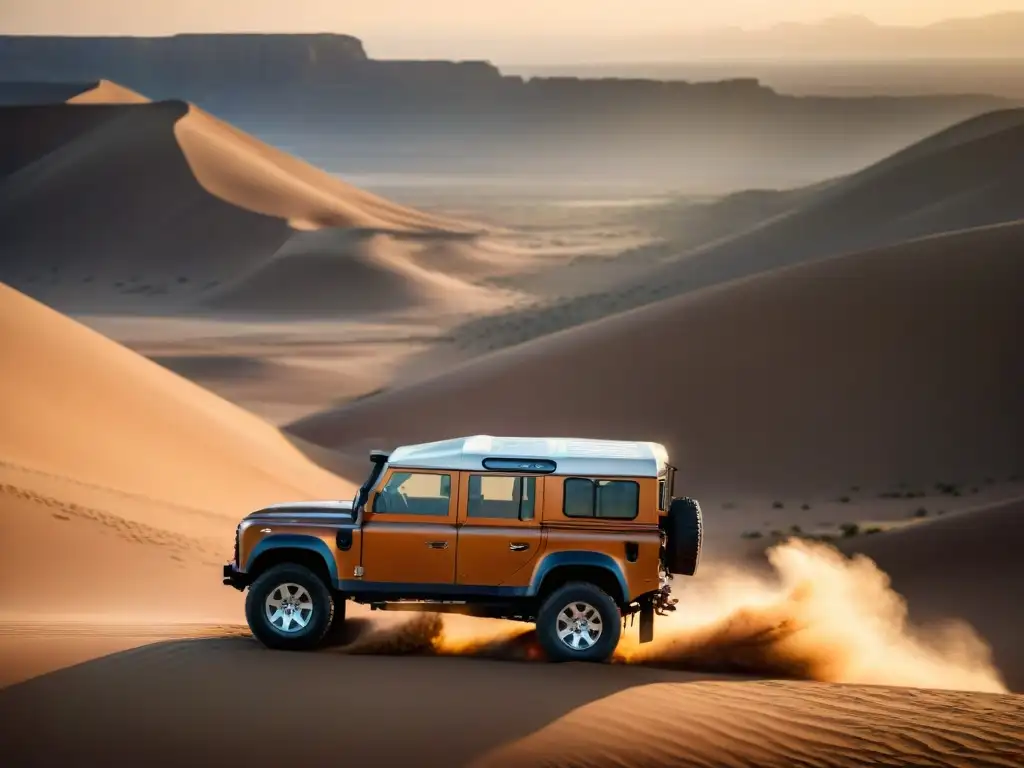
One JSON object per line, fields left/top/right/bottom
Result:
{"left": 455, "top": 472, "right": 543, "bottom": 590}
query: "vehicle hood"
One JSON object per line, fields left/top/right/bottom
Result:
{"left": 244, "top": 499, "right": 356, "bottom": 525}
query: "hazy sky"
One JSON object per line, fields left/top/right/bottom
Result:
{"left": 4, "top": 1, "right": 1023, "bottom": 61}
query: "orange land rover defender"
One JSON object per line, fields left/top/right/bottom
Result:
{"left": 223, "top": 436, "right": 703, "bottom": 663}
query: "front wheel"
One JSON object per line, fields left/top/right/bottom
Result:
{"left": 244, "top": 563, "right": 335, "bottom": 651}
{"left": 536, "top": 582, "right": 622, "bottom": 663}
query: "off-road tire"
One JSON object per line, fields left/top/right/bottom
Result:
{"left": 322, "top": 597, "right": 350, "bottom": 646}
{"left": 536, "top": 581, "right": 622, "bottom": 663}
{"left": 663, "top": 496, "right": 703, "bottom": 576}
{"left": 245, "top": 563, "right": 335, "bottom": 651}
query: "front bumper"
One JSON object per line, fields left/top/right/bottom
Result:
{"left": 222, "top": 562, "right": 249, "bottom": 591}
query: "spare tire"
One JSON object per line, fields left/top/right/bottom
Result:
{"left": 662, "top": 497, "right": 703, "bottom": 576}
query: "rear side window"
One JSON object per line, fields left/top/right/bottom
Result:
{"left": 467, "top": 475, "right": 536, "bottom": 521}
{"left": 563, "top": 478, "right": 639, "bottom": 520}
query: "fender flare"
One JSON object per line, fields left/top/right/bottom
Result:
{"left": 244, "top": 534, "right": 339, "bottom": 586}
{"left": 528, "top": 551, "right": 629, "bottom": 603}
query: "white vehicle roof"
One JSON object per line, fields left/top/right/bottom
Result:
{"left": 386, "top": 435, "right": 670, "bottom": 478}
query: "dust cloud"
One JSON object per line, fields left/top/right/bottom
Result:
{"left": 332, "top": 540, "right": 1007, "bottom": 694}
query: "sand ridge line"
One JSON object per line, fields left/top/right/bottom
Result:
{"left": 0, "top": 458, "right": 231, "bottom": 522}
{"left": 0, "top": 482, "right": 224, "bottom": 560}
{"left": 471, "top": 679, "right": 1024, "bottom": 768}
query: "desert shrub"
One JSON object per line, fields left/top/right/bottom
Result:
{"left": 912, "top": 508, "right": 928, "bottom": 518}
{"left": 840, "top": 522, "right": 860, "bottom": 537}
{"left": 801, "top": 503, "right": 811, "bottom": 511}
{"left": 740, "top": 530, "right": 763, "bottom": 539}
{"left": 864, "top": 527, "right": 883, "bottom": 535}
{"left": 838, "top": 496, "right": 851, "bottom": 504}
{"left": 772, "top": 501, "right": 784, "bottom": 509}
{"left": 790, "top": 525, "right": 802, "bottom": 534}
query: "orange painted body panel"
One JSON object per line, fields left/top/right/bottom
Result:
{"left": 535, "top": 525, "right": 661, "bottom": 602}
{"left": 453, "top": 471, "right": 544, "bottom": 587}
{"left": 238, "top": 521, "right": 361, "bottom": 580}
{"left": 535, "top": 474, "right": 663, "bottom": 601}
{"left": 361, "top": 468, "right": 459, "bottom": 584}
{"left": 455, "top": 525, "right": 543, "bottom": 586}
{"left": 360, "top": 521, "right": 457, "bottom": 584}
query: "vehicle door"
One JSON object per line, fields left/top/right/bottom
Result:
{"left": 360, "top": 468, "right": 458, "bottom": 586}
{"left": 455, "top": 472, "right": 543, "bottom": 589}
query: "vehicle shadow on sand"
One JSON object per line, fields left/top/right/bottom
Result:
{"left": 0, "top": 627, "right": 754, "bottom": 768}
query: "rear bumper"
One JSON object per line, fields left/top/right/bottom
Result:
{"left": 222, "top": 562, "right": 249, "bottom": 591}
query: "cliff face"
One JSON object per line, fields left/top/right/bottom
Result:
{"left": 0, "top": 34, "right": 369, "bottom": 85}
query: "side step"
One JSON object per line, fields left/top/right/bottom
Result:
{"left": 368, "top": 601, "right": 532, "bottom": 622}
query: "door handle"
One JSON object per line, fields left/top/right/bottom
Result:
{"left": 427, "top": 541, "right": 449, "bottom": 550}
{"left": 509, "top": 542, "right": 530, "bottom": 552}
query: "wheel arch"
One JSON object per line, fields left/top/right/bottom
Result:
{"left": 244, "top": 535, "right": 338, "bottom": 590}
{"left": 530, "top": 552, "right": 629, "bottom": 607}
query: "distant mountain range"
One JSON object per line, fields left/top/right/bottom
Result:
{"left": 609, "top": 13, "right": 1024, "bottom": 62}
{"left": 2, "top": 26, "right": 1018, "bottom": 192}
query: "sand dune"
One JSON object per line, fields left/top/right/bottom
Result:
{"left": 0, "top": 481, "right": 243, "bottom": 620}
{"left": 171, "top": 103, "right": 472, "bottom": 233}
{"left": 289, "top": 221, "right": 1024, "bottom": 496}
{"left": 0, "top": 80, "right": 147, "bottom": 106}
{"left": 2, "top": 617, "right": 1020, "bottom": 768}
{"left": 451, "top": 108, "right": 1024, "bottom": 352}
{"left": 0, "top": 282, "right": 352, "bottom": 516}
{"left": 0, "top": 86, "right": 490, "bottom": 316}
{"left": 65, "top": 79, "right": 150, "bottom": 104}
{"left": 472, "top": 679, "right": 1024, "bottom": 768}
{"left": 203, "top": 229, "right": 507, "bottom": 318}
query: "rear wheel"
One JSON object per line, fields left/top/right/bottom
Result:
{"left": 245, "top": 563, "right": 334, "bottom": 651}
{"left": 536, "top": 582, "right": 622, "bottom": 663}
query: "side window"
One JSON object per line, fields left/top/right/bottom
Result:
{"left": 373, "top": 472, "right": 451, "bottom": 516}
{"left": 563, "top": 478, "right": 639, "bottom": 520}
{"left": 467, "top": 475, "right": 536, "bottom": 521}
